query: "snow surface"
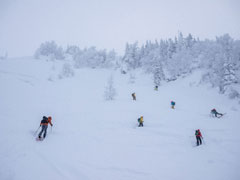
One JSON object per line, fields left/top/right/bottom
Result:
{"left": 0, "top": 58, "right": 240, "bottom": 180}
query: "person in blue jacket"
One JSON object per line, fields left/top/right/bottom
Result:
{"left": 171, "top": 101, "right": 176, "bottom": 109}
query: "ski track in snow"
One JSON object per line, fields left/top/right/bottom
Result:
{"left": 0, "top": 58, "right": 240, "bottom": 180}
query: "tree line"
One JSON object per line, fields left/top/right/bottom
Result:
{"left": 34, "top": 33, "right": 240, "bottom": 99}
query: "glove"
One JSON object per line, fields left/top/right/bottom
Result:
{"left": 51, "top": 124, "right": 53, "bottom": 127}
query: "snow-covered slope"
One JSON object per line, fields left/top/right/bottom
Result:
{"left": 0, "top": 58, "right": 239, "bottom": 180}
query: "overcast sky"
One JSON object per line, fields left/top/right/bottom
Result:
{"left": 0, "top": 0, "right": 239, "bottom": 57}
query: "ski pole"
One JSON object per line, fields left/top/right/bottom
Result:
{"left": 34, "top": 126, "right": 40, "bottom": 136}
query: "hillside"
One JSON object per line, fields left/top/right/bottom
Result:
{"left": 0, "top": 58, "right": 239, "bottom": 180}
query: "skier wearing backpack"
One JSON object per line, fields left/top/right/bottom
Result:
{"left": 171, "top": 101, "right": 176, "bottom": 109}
{"left": 211, "top": 108, "right": 223, "bottom": 118}
{"left": 38, "top": 116, "right": 53, "bottom": 139}
{"left": 195, "top": 129, "right": 203, "bottom": 146}
{"left": 132, "top": 93, "right": 136, "bottom": 100}
{"left": 138, "top": 116, "right": 144, "bottom": 127}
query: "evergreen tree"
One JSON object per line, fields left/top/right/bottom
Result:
{"left": 122, "top": 42, "right": 140, "bottom": 70}
{"left": 153, "top": 62, "right": 165, "bottom": 86}
{"left": 104, "top": 75, "right": 117, "bottom": 101}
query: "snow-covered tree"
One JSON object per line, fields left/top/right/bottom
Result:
{"left": 73, "top": 47, "right": 116, "bottom": 69}
{"left": 105, "top": 50, "right": 117, "bottom": 68}
{"left": 219, "top": 63, "right": 238, "bottom": 93}
{"left": 58, "top": 63, "right": 75, "bottom": 79}
{"left": 185, "top": 33, "right": 195, "bottom": 49}
{"left": 35, "top": 41, "right": 64, "bottom": 60}
{"left": 122, "top": 42, "right": 140, "bottom": 70}
{"left": 167, "top": 38, "right": 176, "bottom": 59}
{"left": 65, "top": 45, "right": 81, "bottom": 56}
{"left": 104, "top": 75, "right": 117, "bottom": 100}
{"left": 153, "top": 61, "right": 165, "bottom": 86}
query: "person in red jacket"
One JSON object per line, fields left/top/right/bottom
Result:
{"left": 195, "top": 129, "right": 203, "bottom": 146}
{"left": 38, "top": 116, "right": 53, "bottom": 139}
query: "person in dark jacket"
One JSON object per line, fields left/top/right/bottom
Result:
{"left": 211, "top": 108, "right": 223, "bottom": 117}
{"left": 195, "top": 129, "right": 203, "bottom": 146}
{"left": 132, "top": 93, "right": 136, "bottom": 100}
{"left": 38, "top": 116, "right": 53, "bottom": 139}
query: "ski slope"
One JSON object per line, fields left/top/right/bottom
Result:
{"left": 0, "top": 57, "right": 240, "bottom": 180}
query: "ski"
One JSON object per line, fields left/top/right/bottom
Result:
{"left": 36, "top": 137, "right": 44, "bottom": 141}
{"left": 217, "top": 113, "right": 226, "bottom": 118}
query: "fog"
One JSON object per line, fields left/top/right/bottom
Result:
{"left": 0, "top": 0, "right": 239, "bottom": 57}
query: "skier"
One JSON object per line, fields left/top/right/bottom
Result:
{"left": 211, "top": 108, "right": 223, "bottom": 118}
{"left": 195, "top": 129, "right": 203, "bottom": 146}
{"left": 155, "top": 86, "right": 158, "bottom": 91}
{"left": 171, "top": 101, "right": 176, "bottom": 109}
{"left": 132, "top": 93, "right": 136, "bottom": 100}
{"left": 138, "top": 116, "right": 144, "bottom": 127}
{"left": 38, "top": 116, "right": 53, "bottom": 139}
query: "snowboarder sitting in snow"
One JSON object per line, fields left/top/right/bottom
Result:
{"left": 132, "top": 93, "right": 136, "bottom": 100}
{"left": 195, "top": 129, "right": 203, "bottom": 146}
{"left": 211, "top": 108, "right": 223, "bottom": 118}
{"left": 38, "top": 116, "right": 53, "bottom": 139}
{"left": 138, "top": 116, "right": 144, "bottom": 127}
{"left": 171, "top": 101, "right": 176, "bottom": 109}
{"left": 155, "top": 86, "right": 158, "bottom": 91}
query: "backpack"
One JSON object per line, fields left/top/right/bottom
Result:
{"left": 41, "top": 116, "right": 48, "bottom": 124}
{"left": 137, "top": 118, "right": 140, "bottom": 122}
{"left": 195, "top": 130, "right": 199, "bottom": 136}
